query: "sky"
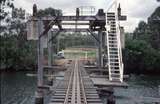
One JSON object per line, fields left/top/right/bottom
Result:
{"left": 13, "top": 0, "right": 160, "bottom": 32}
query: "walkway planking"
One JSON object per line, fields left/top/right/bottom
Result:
{"left": 91, "top": 77, "right": 128, "bottom": 88}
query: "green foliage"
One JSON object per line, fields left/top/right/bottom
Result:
{"left": 125, "top": 6, "right": 160, "bottom": 74}
{"left": 133, "top": 21, "right": 151, "bottom": 42}
{"left": 0, "top": 34, "right": 37, "bottom": 70}
{"left": 151, "top": 6, "right": 160, "bottom": 17}
{"left": 0, "top": 4, "right": 37, "bottom": 70}
{"left": 0, "top": 0, "right": 14, "bottom": 32}
{"left": 125, "top": 38, "right": 160, "bottom": 74}
{"left": 0, "top": 0, "right": 14, "bottom": 20}
{"left": 37, "top": 7, "right": 62, "bottom": 17}
{"left": 133, "top": 6, "right": 160, "bottom": 49}
{"left": 57, "top": 33, "right": 96, "bottom": 51}
{"left": 148, "top": 6, "right": 160, "bottom": 49}
{"left": 12, "top": 8, "right": 25, "bottom": 19}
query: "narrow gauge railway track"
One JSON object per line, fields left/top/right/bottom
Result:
{"left": 49, "top": 60, "right": 103, "bottom": 104}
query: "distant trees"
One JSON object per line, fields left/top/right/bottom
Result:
{"left": 148, "top": 7, "right": 160, "bottom": 49}
{"left": 58, "top": 33, "right": 96, "bottom": 50}
{"left": 0, "top": 5, "right": 66, "bottom": 71}
{"left": 37, "top": 7, "right": 62, "bottom": 17}
{"left": 124, "top": 6, "right": 160, "bottom": 74}
{"left": 0, "top": 0, "right": 14, "bottom": 32}
{"left": 0, "top": 5, "right": 38, "bottom": 70}
{"left": 133, "top": 21, "right": 150, "bottom": 41}
{"left": 0, "top": 0, "right": 14, "bottom": 20}
{"left": 133, "top": 7, "right": 160, "bottom": 49}
{"left": 124, "top": 39, "right": 160, "bottom": 74}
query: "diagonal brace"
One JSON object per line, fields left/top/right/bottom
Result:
{"left": 87, "top": 29, "right": 100, "bottom": 44}
{"left": 48, "top": 30, "right": 61, "bottom": 43}
{"left": 39, "top": 17, "right": 59, "bottom": 38}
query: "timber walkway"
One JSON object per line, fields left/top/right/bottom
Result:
{"left": 49, "top": 60, "right": 103, "bottom": 104}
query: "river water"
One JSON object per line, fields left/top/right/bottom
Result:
{"left": 1, "top": 71, "right": 160, "bottom": 104}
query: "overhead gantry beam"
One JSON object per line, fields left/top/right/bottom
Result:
{"left": 61, "top": 22, "right": 90, "bottom": 25}
{"left": 30, "top": 15, "right": 105, "bottom": 21}
{"left": 29, "top": 8, "right": 106, "bottom": 33}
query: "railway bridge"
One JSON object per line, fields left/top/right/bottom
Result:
{"left": 26, "top": 1, "right": 128, "bottom": 104}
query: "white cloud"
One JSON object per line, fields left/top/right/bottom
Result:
{"left": 13, "top": 0, "right": 160, "bottom": 32}
{"left": 14, "top": 0, "right": 33, "bottom": 13}
{"left": 119, "top": 0, "right": 159, "bottom": 32}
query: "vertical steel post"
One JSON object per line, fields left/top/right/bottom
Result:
{"left": 102, "top": 32, "right": 107, "bottom": 67}
{"left": 35, "top": 20, "right": 44, "bottom": 104}
{"left": 47, "top": 30, "right": 54, "bottom": 86}
{"left": 57, "top": 35, "right": 60, "bottom": 53}
{"left": 98, "top": 31, "right": 103, "bottom": 69}
{"left": 106, "top": 87, "right": 116, "bottom": 104}
{"left": 48, "top": 30, "right": 52, "bottom": 66}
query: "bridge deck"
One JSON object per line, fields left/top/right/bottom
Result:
{"left": 49, "top": 60, "right": 103, "bottom": 104}
{"left": 91, "top": 77, "right": 128, "bottom": 88}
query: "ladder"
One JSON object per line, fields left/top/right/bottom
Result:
{"left": 106, "top": 12, "right": 124, "bottom": 82}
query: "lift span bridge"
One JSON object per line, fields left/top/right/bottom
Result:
{"left": 27, "top": 1, "right": 127, "bottom": 104}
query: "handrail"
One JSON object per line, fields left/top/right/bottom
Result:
{"left": 115, "top": 2, "right": 124, "bottom": 82}
{"left": 106, "top": 0, "right": 124, "bottom": 82}
{"left": 79, "top": 62, "right": 88, "bottom": 104}
{"left": 106, "top": 21, "right": 112, "bottom": 81}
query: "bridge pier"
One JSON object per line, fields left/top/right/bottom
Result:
{"left": 35, "top": 89, "right": 44, "bottom": 104}
{"left": 35, "top": 98, "right": 43, "bottom": 104}
{"left": 107, "top": 94, "right": 116, "bottom": 104}
{"left": 98, "top": 87, "right": 116, "bottom": 104}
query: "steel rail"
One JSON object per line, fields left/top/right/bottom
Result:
{"left": 79, "top": 61, "right": 88, "bottom": 104}
{"left": 71, "top": 61, "right": 76, "bottom": 104}
{"left": 64, "top": 62, "right": 74, "bottom": 104}
{"left": 76, "top": 60, "right": 81, "bottom": 103}
{"left": 64, "top": 60, "right": 88, "bottom": 104}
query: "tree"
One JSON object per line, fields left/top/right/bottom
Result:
{"left": 133, "top": 6, "right": 160, "bottom": 49}
{"left": 0, "top": 0, "right": 14, "bottom": 20}
{"left": 125, "top": 6, "right": 160, "bottom": 74}
{"left": 37, "top": 7, "right": 62, "bottom": 17}
{"left": 133, "top": 21, "right": 150, "bottom": 41}
{"left": 148, "top": 6, "right": 160, "bottom": 49}
{"left": 124, "top": 37, "right": 160, "bottom": 74}
{"left": 0, "top": 4, "right": 38, "bottom": 70}
{"left": 9, "top": 7, "right": 26, "bottom": 34}
{"left": 0, "top": 0, "right": 14, "bottom": 33}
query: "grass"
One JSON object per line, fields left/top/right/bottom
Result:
{"left": 63, "top": 48, "right": 97, "bottom": 59}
